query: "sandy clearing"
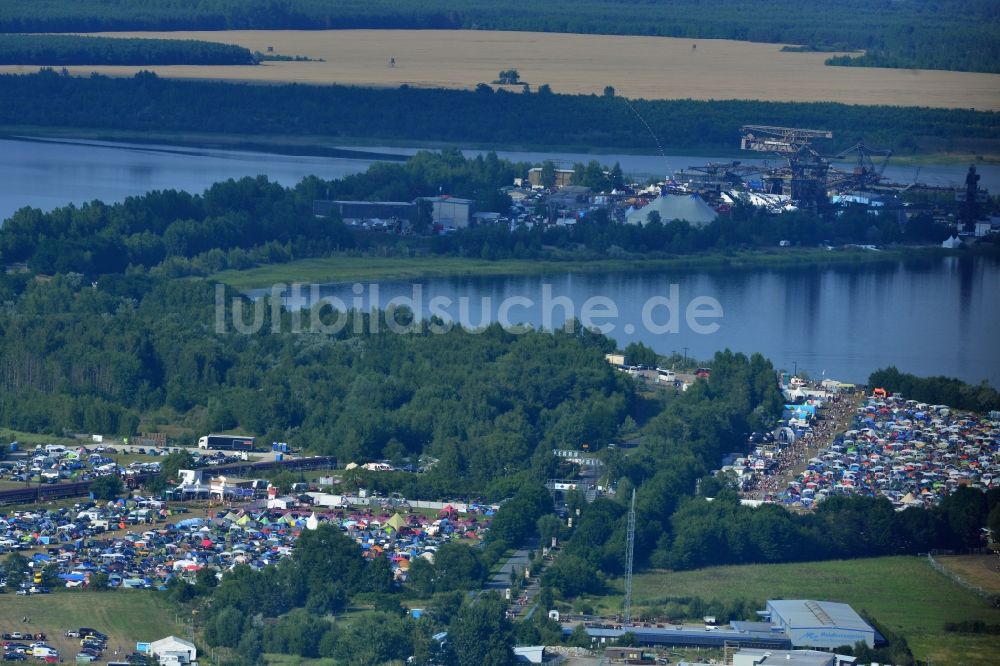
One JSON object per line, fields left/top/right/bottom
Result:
{"left": 1, "top": 30, "right": 998, "bottom": 111}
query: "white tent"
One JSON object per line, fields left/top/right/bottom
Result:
{"left": 941, "top": 236, "right": 962, "bottom": 249}
{"left": 625, "top": 194, "right": 718, "bottom": 226}
{"left": 150, "top": 635, "right": 197, "bottom": 664}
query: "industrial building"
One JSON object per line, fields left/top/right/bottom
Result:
{"left": 577, "top": 599, "right": 879, "bottom": 652}
{"left": 732, "top": 648, "right": 856, "bottom": 666}
{"left": 764, "top": 600, "right": 876, "bottom": 649}
{"left": 419, "top": 196, "right": 474, "bottom": 229}
{"left": 312, "top": 200, "right": 415, "bottom": 223}
{"left": 579, "top": 624, "right": 793, "bottom": 651}
{"left": 527, "top": 166, "right": 575, "bottom": 187}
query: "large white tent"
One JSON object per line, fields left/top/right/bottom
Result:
{"left": 625, "top": 194, "right": 718, "bottom": 226}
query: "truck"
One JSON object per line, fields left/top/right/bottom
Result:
{"left": 197, "top": 434, "right": 255, "bottom": 451}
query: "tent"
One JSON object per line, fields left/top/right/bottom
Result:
{"left": 625, "top": 194, "right": 718, "bottom": 227}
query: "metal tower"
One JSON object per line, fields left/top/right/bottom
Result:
{"left": 623, "top": 488, "right": 636, "bottom": 624}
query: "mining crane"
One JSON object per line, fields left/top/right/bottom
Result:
{"left": 740, "top": 125, "right": 834, "bottom": 209}
{"left": 740, "top": 125, "right": 832, "bottom": 155}
{"left": 827, "top": 141, "right": 894, "bottom": 190}
{"left": 688, "top": 160, "right": 765, "bottom": 185}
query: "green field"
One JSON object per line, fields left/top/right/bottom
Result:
{"left": 210, "top": 249, "right": 936, "bottom": 290}
{"left": 0, "top": 428, "right": 77, "bottom": 448}
{"left": 0, "top": 590, "right": 189, "bottom": 658}
{"left": 586, "top": 556, "right": 1000, "bottom": 666}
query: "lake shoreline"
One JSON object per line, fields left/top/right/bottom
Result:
{"left": 213, "top": 246, "right": 983, "bottom": 290}
{"left": 2, "top": 125, "right": 996, "bottom": 166}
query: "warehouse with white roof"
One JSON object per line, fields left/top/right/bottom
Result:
{"left": 764, "top": 600, "right": 876, "bottom": 649}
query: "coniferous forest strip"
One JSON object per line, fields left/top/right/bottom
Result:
{"left": 0, "top": 70, "right": 997, "bottom": 157}
{"left": 0, "top": 0, "right": 995, "bottom": 73}
{"left": 0, "top": 34, "right": 256, "bottom": 65}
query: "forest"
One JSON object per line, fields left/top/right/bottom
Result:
{"left": 0, "top": 273, "right": 632, "bottom": 497}
{"left": 0, "top": 34, "right": 256, "bottom": 65}
{"left": 1, "top": 70, "right": 996, "bottom": 157}
{"left": 869, "top": 366, "right": 1000, "bottom": 412}
{"left": 0, "top": 0, "right": 995, "bottom": 73}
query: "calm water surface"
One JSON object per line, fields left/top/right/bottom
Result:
{"left": 252, "top": 255, "right": 1000, "bottom": 387}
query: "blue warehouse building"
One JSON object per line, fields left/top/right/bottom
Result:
{"left": 763, "top": 600, "right": 876, "bottom": 649}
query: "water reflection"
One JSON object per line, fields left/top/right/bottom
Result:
{"left": 249, "top": 256, "right": 1000, "bottom": 386}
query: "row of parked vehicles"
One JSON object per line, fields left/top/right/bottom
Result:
{"left": 1, "top": 631, "right": 58, "bottom": 662}
{"left": 65, "top": 627, "right": 109, "bottom": 662}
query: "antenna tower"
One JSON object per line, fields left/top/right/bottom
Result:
{"left": 623, "top": 488, "right": 636, "bottom": 624}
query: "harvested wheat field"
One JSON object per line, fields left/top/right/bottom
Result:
{"left": 2, "top": 29, "right": 998, "bottom": 110}
{"left": 935, "top": 554, "right": 1000, "bottom": 594}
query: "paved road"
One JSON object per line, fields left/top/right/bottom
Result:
{"left": 485, "top": 539, "right": 537, "bottom": 591}
{"left": 480, "top": 537, "right": 547, "bottom": 618}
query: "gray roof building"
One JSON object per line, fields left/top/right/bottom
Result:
{"left": 733, "top": 648, "right": 856, "bottom": 666}
{"left": 765, "top": 600, "right": 876, "bottom": 649}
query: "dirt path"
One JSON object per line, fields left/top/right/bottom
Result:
{"left": 744, "top": 390, "right": 863, "bottom": 501}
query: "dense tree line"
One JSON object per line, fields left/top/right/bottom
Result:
{"left": 0, "top": 174, "right": 357, "bottom": 274}
{"left": 0, "top": 70, "right": 995, "bottom": 158}
{"left": 434, "top": 205, "right": 953, "bottom": 263}
{"left": 158, "top": 486, "right": 522, "bottom": 663}
{"left": 659, "top": 486, "right": 998, "bottom": 570}
{"left": 0, "top": 1, "right": 994, "bottom": 72}
{"left": 0, "top": 34, "right": 256, "bottom": 65}
{"left": 538, "top": 349, "right": 785, "bottom": 592}
{"left": 190, "top": 522, "right": 516, "bottom": 665}
{"left": 869, "top": 366, "right": 1000, "bottom": 412}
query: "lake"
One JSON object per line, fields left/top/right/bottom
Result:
{"left": 3, "top": 136, "right": 998, "bottom": 386}
{"left": 2, "top": 136, "right": 998, "bottom": 223}
{"left": 247, "top": 254, "right": 1000, "bottom": 387}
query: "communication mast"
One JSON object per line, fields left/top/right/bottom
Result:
{"left": 623, "top": 488, "right": 636, "bottom": 624}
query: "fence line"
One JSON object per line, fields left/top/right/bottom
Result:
{"left": 925, "top": 553, "right": 997, "bottom": 604}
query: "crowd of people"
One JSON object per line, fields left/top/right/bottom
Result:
{"left": 734, "top": 385, "right": 861, "bottom": 501}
